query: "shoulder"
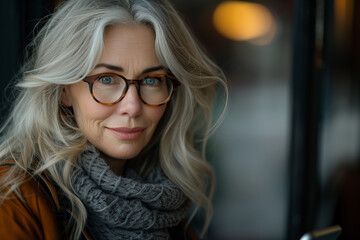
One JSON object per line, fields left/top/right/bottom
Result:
{"left": 0, "top": 163, "right": 63, "bottom": 240}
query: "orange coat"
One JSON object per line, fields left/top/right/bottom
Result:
{"left": 0, "top": 165, "right": 64, "bottom": 240}
{"left": 0, "top": 164, "right": 197, "bottom": 240}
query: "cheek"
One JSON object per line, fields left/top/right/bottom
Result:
{"left": 148, "top": 105, "right": 167, "bottom": 128}
{"left": 71, "top": 98, "right": 111, "bottom": 130}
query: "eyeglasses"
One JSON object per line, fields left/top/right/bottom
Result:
{"left": 83, "top": 73, "right": 180, "bottom": 107}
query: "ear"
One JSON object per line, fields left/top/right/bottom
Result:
{"left": 60, "top": 86, "right": 72, "bottom": 107}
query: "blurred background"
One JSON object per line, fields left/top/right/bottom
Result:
{"left": 1, "top": 0, "right": 359, "bottom": 239}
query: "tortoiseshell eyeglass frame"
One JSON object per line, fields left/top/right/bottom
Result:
{"left": 83, "top": 73, "right": 180, "bottom": 107}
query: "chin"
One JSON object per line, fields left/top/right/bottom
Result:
{"left": 106, "top": 149, "right": 143, "bottom": 160}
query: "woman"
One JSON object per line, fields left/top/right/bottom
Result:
{"left": 0, "top": 0, "right": 227, "bottom": 239}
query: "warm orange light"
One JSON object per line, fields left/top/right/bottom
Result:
{"left": 334, "top": 0, "right": 354, "bottom": 44}
{"left": 213, "top": 1, "right": 276, "bottom": 44}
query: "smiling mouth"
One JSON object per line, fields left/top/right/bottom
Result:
{"left": 106, "top": 127, "right": 145, "bottom": 140}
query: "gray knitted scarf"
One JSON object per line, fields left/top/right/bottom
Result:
{"left": 70, "top": 144, "right": 189, "bottom": 240}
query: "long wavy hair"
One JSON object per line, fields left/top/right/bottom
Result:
{"left": 0, "top": 0, "right": 228, "bottom": 238}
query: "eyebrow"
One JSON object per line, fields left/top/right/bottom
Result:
{"left": 94, "top": 63, "right": 165, "bottom": 74}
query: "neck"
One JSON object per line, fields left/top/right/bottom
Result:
{"left": 100, "top": 152, "right": 127, "bottom": 176}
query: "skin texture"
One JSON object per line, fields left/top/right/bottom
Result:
{"left": 61, "top": 24, "right": 167, "bottom": 175}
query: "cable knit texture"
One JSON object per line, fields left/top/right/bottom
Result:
{"left": 70, "top": 144, "right": 189, "bottom": 240}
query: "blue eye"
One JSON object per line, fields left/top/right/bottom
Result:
{"left": 143, "top": 77, "right": 160, "bottom": 86}
{"left": 99, "top": 76, "right": 113, "bottom": 84}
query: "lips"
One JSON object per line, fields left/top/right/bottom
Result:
{"left": 106, "top": 127, "right": 145, "bottom": 140}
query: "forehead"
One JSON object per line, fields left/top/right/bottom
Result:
{"left": 96, "top": 24, "right": 161, "bottom": 75}
{"left": 101, "top": 24, "right": 158, "bottom": 62}
{"left": 104, "top": 23, "right": 154, "bottom": 41}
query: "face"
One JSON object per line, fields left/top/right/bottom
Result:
{"left": 61, "top": 24, "right": 167, "bottom": 164}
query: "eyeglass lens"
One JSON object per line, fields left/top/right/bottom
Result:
{"left": 92, "top": 74, "right": 173, "bottom": 105}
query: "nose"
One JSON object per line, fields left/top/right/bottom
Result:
{"left": 116, "top": 85, "right": 143, "bottom": 117}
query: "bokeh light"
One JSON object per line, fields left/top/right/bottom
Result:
{"left": 213, "top": 1, "right": 276, "bottom": 44}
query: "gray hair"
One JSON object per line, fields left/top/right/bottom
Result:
{"left": 0, "top": 0, "right": 228, "bottom": 238}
